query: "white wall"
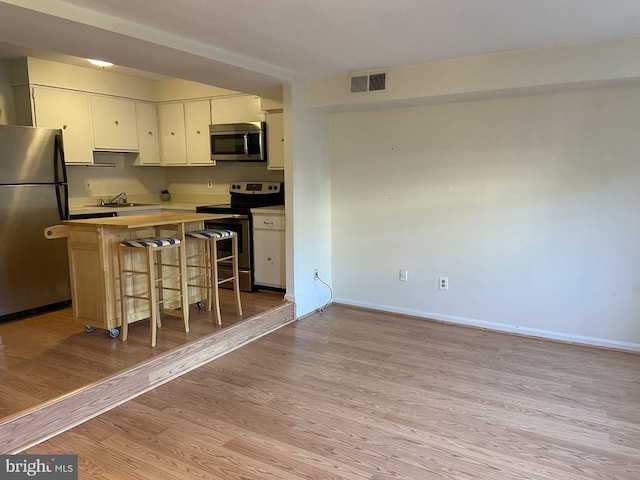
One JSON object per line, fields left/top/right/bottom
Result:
{"left": 286, "top": 78, "right": 332, "bottom": 317}
{"left": 166, "top": 163, "right": 283, "bottom": 197}
{"left": 310, "top": 35, "right": 640, "bottom": 112}
{"left": 12, "top": 57, "right": 155, "bottom": 101}
{"left": 66, "top": 155, "right": 284, "bottom": 204}
{"left": 331, "top": 85, "right": 640, "bottom": 350}
{"left": 67, "top": 153, "right": 165, "bottom": 201}
{"left": 0, "top": 60, "right": 15, "bottom": 124}
{"left": 153, "top": 78, "right": 239, "bottom": 102}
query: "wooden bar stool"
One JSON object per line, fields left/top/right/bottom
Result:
{"left": 185, "top": 229, "right": 242, "bottom": 325}
{"left": 118, "top": 234, "right": 189, "bottom": 347}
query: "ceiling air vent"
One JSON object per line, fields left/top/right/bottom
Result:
{"left": 350, "top": 72, "right": 387, "bottom": 93}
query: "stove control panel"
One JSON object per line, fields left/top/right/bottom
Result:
{"left": 229, "top": 182, "right": 282, "bottom": 194}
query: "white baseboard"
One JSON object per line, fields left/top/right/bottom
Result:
{"left": 333, "top": 297, "right": 640, "bottom": 353}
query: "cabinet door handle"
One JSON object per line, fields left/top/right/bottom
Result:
{"left": 170, "top": 131, "right": 175, "bottom": 136}
{"left": 196, "top": 130, "right": 201, "bottom": 134}
{"left": 63, "top": 124, "right": 68, "bottom": 130}
{"left": 114, "top": 120, "right": 119, "bottom": 126}
{"left": 264, "top": 221, "right": 274, "bottom": 227}
{"left": 148, "top": 131, "right": 153, "bottom": 136}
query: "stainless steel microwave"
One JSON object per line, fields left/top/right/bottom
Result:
{"left": 210, "top": 122, "right": 266, "bottom": 162}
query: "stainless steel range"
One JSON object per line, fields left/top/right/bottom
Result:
{"left": 196, "top": 181, "right": 284, "bottom": 291}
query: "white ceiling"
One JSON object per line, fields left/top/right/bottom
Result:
{"left": 3, "top": 0, "right": 640, "bottom": 90}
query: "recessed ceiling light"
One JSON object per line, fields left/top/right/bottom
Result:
{"left": 87, "top": 59, "right": 114, "bottom": 67}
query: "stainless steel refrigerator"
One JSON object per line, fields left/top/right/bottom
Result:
{"left": 0, "top": 125, "right": 71, "bottom": 322}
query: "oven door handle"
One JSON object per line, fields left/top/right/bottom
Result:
{"left": 243, "top": 133, "right": 249, "bottom": 157}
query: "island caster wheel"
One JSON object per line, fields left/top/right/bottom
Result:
{"left": 108, "top": 328, "right": 120, "bottom": 339}
{"left": 197, "top": 301, "right": 204, "bottom": 310}
{"left": 84, "top": 325, "right": 95, "bottom": 333}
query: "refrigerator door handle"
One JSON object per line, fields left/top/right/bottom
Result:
{"left": 54, "top": 134, "right": 69, "bottom": 221}
{"left": 54, "top": 134, "right": 68, "bottom": 184}
{"left": 56, "top": 183, "right": 69, "bottom": 221}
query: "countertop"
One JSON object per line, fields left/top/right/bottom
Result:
{"left": 69, "top": 201, "right": 201, "bottom": 216}
{"left": 63, "top": 211, "right": 231, "bottom": 228}
{"left": 70, "top": 202, "right": 285, "bottom": 216}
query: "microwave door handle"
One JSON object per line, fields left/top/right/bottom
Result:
{"left": 243, "top": 133, "right": 249, "bottom": 157}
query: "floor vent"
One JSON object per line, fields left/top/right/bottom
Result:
{"left": 350, "top": 72, "right": 387, "bottom": 93}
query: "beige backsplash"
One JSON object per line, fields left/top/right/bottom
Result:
{"left": 67, "top": 152, "right": 284, "bottom": 207}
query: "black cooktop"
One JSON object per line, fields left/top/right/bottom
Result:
{"left": 197, "top": 181, "right": 284, "bottom": 215}
{"left": 196, "top": 201, "right": 283, "bottom": 215}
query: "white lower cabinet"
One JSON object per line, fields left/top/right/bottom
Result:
{"left": 253, "top": 212, "right": 286, "bottom": 289}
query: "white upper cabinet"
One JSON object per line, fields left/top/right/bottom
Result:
{"left": 91, "top": 96, "right": 139, "bottom": 152}
{"left": 31, "top": 87, "right": 94, "bottom": 165}
{"left": 15, "top": 61, "right": 280, "bottom": 169}
{"left": 210, "top": 95, "right": 262, "bottom": 124}
{"left": 135, "top": 102, "right": 161, "bottom": 165}
{"left": 266, "top": 112, "right": 284, "bottom": 171}
{"left": 158, "top": 102, "right": 187, "bottom": 165}
{"left": 159, "top": 99, "right": 212, "bottom": 165}
{"left": 184, "top": 100, "right": 213, "bottom": 165}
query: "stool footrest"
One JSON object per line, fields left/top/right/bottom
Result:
{"left": 123, "top": 293, "right": 150, "bottom": 301}
{"left": 119, "top": 232, "right": 188, "bottom": 347}
{"left": 155, "top": 272, "right": 182, "bottom": 282}
{"left": 157, "top": 295, "right": 183, "bottom": 306}
{"left": 185, "top": 227, "right": 243, "bottom": 326}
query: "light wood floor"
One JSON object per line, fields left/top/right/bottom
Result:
{"left": 25, "top": 304, "right": 640, "bottom": 479}
{"left": 0, "top": 289, "right": 285, "bottom": 419}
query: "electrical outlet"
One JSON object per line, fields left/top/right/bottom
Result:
{"left": 206, "top": 178, "right": 213, "bottom": 188}
{"left": 399, "top": 269, "right": 408, "bottom": 282}
{"left": 84, "top": 179, "right": 92, "bottom": 191}
{"left": 314, "top": 269, "right": 319, "bottom": 280}
{"left": 439, "top": 276, "right": 449, "bottom": 290}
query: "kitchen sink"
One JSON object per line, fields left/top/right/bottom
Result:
{"left": 84, "top": 203, "right": 160, "bottom": 208}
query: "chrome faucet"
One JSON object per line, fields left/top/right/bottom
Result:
{"left": 108, "top": 192, "right": 127, "bottom": 204}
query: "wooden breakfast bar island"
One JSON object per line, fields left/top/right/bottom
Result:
{"left": 46, "top": 212, "right": 230, "bottom": 337}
